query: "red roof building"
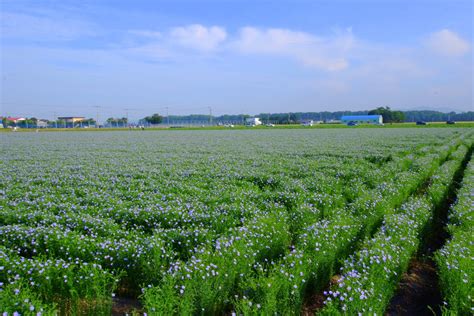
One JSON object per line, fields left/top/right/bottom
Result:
{"left": 3, "top": 117, "right": 26, "bottom": 123}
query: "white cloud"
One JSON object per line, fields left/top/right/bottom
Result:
{"left": 124, "top": 25, "right": 471, "bottom": 79}
{"left": 425, "top": 29, "right": 470, "bottom": 57}
{"left": 170, "top": 24, "right": 227, "bottom": 51}
{"left": 235, "top": 27, "right": 314, "bottom": 53}
{"left": 232, "top": 27, "right": 354, "bottom": 71}
{"left": 128, "top": 25, "right": 354, "bottom": 71}
{"left": 123, "top": 24, "right": 228, "bottom": 61}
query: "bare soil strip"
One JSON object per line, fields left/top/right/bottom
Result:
{"left": 112, "top": 297, "right": 143, "bottom": 316}
{"left": 301, "top": 275, "right": 341, "bottom": 315}
{"left": 385, "top": 259, "right": 442, "bottom": 316}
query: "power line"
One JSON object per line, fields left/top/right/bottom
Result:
{"left": 2, "top": 104, "right": 221, "bottom": 122}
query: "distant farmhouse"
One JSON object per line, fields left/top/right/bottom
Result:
{"left": 57, "top": 117, "right": 85, "bottom": 123}
{"left": 3, "top": 117, "right": 26, "bottom": 124}
{"left": 57, "top": 116, "right": 85, "bottom": 128}
{"left": 36, "top": 119, "right": 49, "bottom": 128}
{"left": 245, "top": 117, "right": 262, "bottom": 126}
{"left": 341, "top": 115, "right": 383, "bottom": 125}
{"left": 1, "top": 117, "right": 26, "bottom": 128}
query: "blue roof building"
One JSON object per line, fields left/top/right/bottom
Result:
{"left": 341, "top": 115, "right": 383, "bottom": 125}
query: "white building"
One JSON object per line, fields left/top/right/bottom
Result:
{"left": 37, "top": 120, "right": 49, "bottom": 128}
{"left": 245, "top": 117, "right": 262, "bottom": 126}
{"left": 301, "top": 120, "right": 314, "bottom": 126}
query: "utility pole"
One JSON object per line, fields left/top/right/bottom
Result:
{"left": 288, "top": 112, "right": 291, "bottom": 124}
{"left": 208, "top": 106, "right": 212, "bottom": 126}
{"left": 93, "top": 106, "right": 100, "bottom": 128}
{"left": 124, "top": 108, "right": 130, "bottom": 127}
{"left": 54, "top": 112, "right": 57, "bottom": 128}
{"left": 166, "top": 106, "right": 170, "bottom": 126}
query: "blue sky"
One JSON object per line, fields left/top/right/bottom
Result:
{"left": 1, "top": 0, "right": 472, "bottom": 121}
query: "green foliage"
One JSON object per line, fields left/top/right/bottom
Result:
{"left": 0, "top": 282, "right": 57, "bottom": 315}
{"left": 368, "top": 106, "right": 406, "bottom": 123}
{"left": 106, "top": 117, "right": 128, "bottom": 125}
{"left": 143, "top": 113, "right": 163, "bottom": 124}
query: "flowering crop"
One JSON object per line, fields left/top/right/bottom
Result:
{"left": 321, "top": 142, "right": 471, "bottom": 315}
{"left": 0, "top": 128, "right": 472, "bottom": 315}
{"left": 435, "top": 158, "right": 474, "bottom": 314}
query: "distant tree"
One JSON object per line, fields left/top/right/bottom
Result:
{"left": 56, "top": 119, "right": 66, "bottom": 127}
{"left": 106, "top": 117, "right": 128, "bottom": 126}
{"left": 368, "top": 106, "right": 405, "bottom": 123}
{"left": 83, "top": 118, "right": 96, "bottom": 125}
{"left": 391, "top": 111, "right": 405, "bottom": 123}
{"left": 368, "top": 106, "right": 389, "bottom": 121}
{"left": 403, "top": 111, "right": 473, "bottom": 122}
{"left": 17, "top": 117, "right": 38, "bottom": 127}
{"left": 290, "top": 113, "right": 301, "bottom": 123}
{"left": 144, "top": 113, "right": 163, "bottom": 124}
{"left": 28, "top": 117, "right": 38, "bottom": 124}
{"left": 127, "top": 110, "right": 473, "bottom": 126}
{"left": 2, "top": 118, "right": 12, "bottom": 127}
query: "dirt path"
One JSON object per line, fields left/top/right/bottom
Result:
{"left": 385, "top": 259, "right": 442, "bottom": 316}
{"left": 301, "top": 275, "right": 341, "bottom": 315}
{"left": 112, "top": 297, "right": 143, "bottom": 316}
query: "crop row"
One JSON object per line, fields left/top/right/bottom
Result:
{"left": 435, "top": 154, "right": 473, "bottom": 315}
{"left": 320, "top": 142, "right": 471, "bottom": 314}
{"left": 230, "top": 139, "right": 470, "bottom": 315}
{"left": 0, "top": 245, "right": 117, "bottom": 315}
{"left": 0, "top": 129, "right": 472, "bottom": 315}
{"left": 141, "top": 136, "right": 468, "bottom": 314}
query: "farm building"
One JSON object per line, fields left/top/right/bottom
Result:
{"left": 341, "top": 115, "right": 383, "bottom": 125}
{"left": 3, "top": 117, "right": 26, "bottom": 124}
{"left": 57, "top": 116, "right": 86, "bottom": 128}
{"left": 37, "top": 119, "right": 49, "bottom": 128}
{"left": 57, "top": 116, "right": 85, "bottom": 123}
{"left": 245, "top": 117, "right": 262, "bottom": 126}
{"left": 301, "top": 120, "right": 314, "bottom": 126}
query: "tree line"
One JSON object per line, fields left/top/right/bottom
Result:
{"left": 140, "top": 109, "right": 473, "bottom": 124}
{"left": 3, "top": 109, "right": 473, "bottom": 127}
